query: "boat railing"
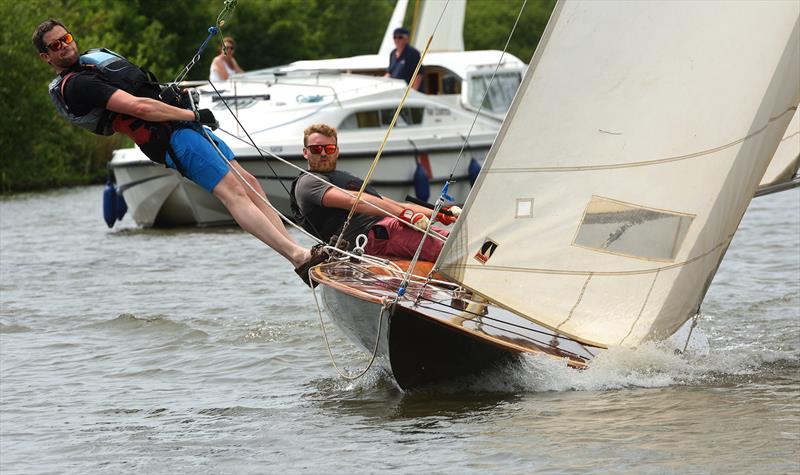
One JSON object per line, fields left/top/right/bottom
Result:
{"left": 186, "top": 71, "right": 409, "bottom": 108}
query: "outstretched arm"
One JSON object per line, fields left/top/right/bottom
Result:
{"left": 106, "top": 89, "right": 195, "bottom": 122}
{"left": 321, "top": 187, "right": 432, "bottom": 218}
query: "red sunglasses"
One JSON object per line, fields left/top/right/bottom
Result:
{"left": 306, "top": 144, "right": 338, "bottom": 155}
{"left": 46, "top": 33, "right": 74, "bottom": 52}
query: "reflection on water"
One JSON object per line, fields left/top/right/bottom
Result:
{"left": 0, "top": 186, "right": 798, "bottom": 474}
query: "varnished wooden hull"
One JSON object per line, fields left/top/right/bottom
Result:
{"left": 321, "top": 284, "right": 517, "bottom": 389}
{"left": 313, "top": 259, "right": 595, "bottom": 390}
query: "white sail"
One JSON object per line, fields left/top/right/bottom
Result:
{"left": 411, "top": 0, "right": 465, "bottom": 53}
{"left": 378, "top": 0, "right": 410, "bottom": 57}
{"left": 758, "top": 108, "right": 799, "bottom": 190}
{"left": 437, "top": 0, "right": 800, "bottom": 348}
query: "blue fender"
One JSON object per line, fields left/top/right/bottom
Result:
{"left": 102, "top": 180, "right": 117, "bottom": 228}
{"left": 414, "top": 161, "right": 430, "bottom": 202}
{"left": 468, "top": 157, "right": 481, "bottom": 186}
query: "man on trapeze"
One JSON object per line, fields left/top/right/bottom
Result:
{"left": 290, "top": 123, "right": 460, "bottom": 263}
{"left": 33, "top": 19, "right": 327, "bottom": 285}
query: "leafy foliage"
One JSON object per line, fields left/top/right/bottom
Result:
{"left": 1, "top": 0, "right": 553, "bottom": 193}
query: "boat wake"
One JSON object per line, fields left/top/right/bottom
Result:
{"left": 313, "top": 323, "right": 799, "bottom": 395}
{"left": 461, "top": 333, "right": 800, "bottom": 394}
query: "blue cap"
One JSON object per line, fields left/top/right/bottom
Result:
{"left": 393, "top": 27, "right": 410, "bottom": 37}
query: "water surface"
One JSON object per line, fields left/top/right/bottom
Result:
{"left": 1, "top": 186, "right": 798, "bottom": 474}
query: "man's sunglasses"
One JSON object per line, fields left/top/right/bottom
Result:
{"left": 306, "top": 144, "right": 338, "bottom": 155}
{"left": 46, "top": 33, "right": 74, "bottom": 52}
{"left": 393, "top": 35, "right": 407, "bottom": 39}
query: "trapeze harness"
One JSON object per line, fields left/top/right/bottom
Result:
{"left": 289, "top": 171, "right": 383, "bottom": 242}
{"left": 48, "top": 48, "right": 185, "bottom": 172}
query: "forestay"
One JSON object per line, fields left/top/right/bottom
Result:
{"left": 437, "top": 1, "right": 800, "bottom": 348}
{"left": 759, "top": 108, "right": 799, "bottom": 190}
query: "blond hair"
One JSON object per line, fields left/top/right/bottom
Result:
{"left": 303, "top": 123, "right": 338, "bottom": 146}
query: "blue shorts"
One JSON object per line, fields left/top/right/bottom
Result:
{"left": 166, "top": 127, "right": 235, "bottom": 193}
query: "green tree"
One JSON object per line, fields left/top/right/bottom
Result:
{"left": 465, "top": 0, "right": 556, "bottom": 62}
{"left": 1, "top": 0, "right": 553, "bottom": 193}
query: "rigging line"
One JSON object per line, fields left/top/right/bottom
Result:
{"left": 333, "top": 1, "right": 448, "bottom": 253}
{"left": 440, "top": 0, "right": 528, "bottom": 186}
{"left": 174, "top": 27, "right": 218, "bottom": 84}
{"left": 173, "top": 0, "right": 238, "bottom": 84}
{"left": 445, "top": 237, "right": 730, "bottom": 277}
{"left": 212, "top": 126, "right": 447, "bottom": 244}
{"left": 409, "top": 299, "right": 593, "bottom": 361}
{"left": 205, "top": 85, "right": 326, "bottom": 265}
{"left": 208, "top": 80, "right": 444, "bottom": 244}
{"left": 682, "top": 314, "right": 701, "bottom": 353}
{"left": 486, "top": 106, "right": 798, "bottom": 173}
{"left": 417, "top": 0, "right": 529, "bottom": 295}
{"left": 311, "top": 277, "right": 389, "bottom": 381}
{"left": 414, "top": 293, "right": 594, "bottom": 347}
{"left": 238, "top": 100, "right": 334, "bottom": 136}
{"left": 191, "top": 108, "right": 323, "bottom": 245}
{"left": 389, "top": 0, "right": 471, "bottom": 297}
{"left": 166, "top": 4, "right": 324, "bottom": 245}
{"left": 207, "top": 80, "right": 293, "bottom": 199}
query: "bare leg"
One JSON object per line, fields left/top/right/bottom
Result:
{"left": 213, "top": 172, "right": 309, "bottom": 268}
{"left": 229, "top": 161, "right": 293, "bottom": 241}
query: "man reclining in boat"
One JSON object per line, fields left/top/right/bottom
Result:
{"left": 291, "top": 123, "right": 461, "bottom": 265}
{"left": 33, "top": 19, "right": 325, "bottom": 284}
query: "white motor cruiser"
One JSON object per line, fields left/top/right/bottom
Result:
{"left": 108, "top": 0, "right": 526, "bottom": 227}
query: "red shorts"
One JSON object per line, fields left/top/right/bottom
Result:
{"left": 364, "top": 217, "right": 449, "bottom": 262}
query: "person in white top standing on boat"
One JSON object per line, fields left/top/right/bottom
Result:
{"left": 291, "top": 123, "right": 460, "bottom": 263}
{"left": 209, "top": 36, "right": 243, "bottom": 82}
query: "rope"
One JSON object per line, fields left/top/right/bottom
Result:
{"left": 181, "top": 86, "right": 321, "bottom": 246}
{"left": 682, "top": 314, "right": 701, "bottom": 353}
{"left": 311, "top": 275, "right": 392, "bottom": 380}
{"left": 212, "top": 128, "right": 447, "bottom": 243}
{"left": 206, "top": 81, "right": 294, "bottom": 201}
{"left": 436, "top": 0, "right": 528, "bottom": 188}
{"left": 395, "top": 0, "right": 529, "bottom": 298}
{"left": 332, "top": 1, "right": 449, "bottom": 253}
{"left": 172, "top": 0, "right": 239, "bottom": 84}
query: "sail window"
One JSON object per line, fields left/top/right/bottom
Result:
{"left": 339, "top": 108, "right": 425, "bottom": 130}
{"left": 516, "top": 198, "right": 534, "bottom": 218}
{"left": 573, "top": 196, "right": 694, "bottom": 261}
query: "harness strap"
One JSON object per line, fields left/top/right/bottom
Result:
{"left": 165, "top": 143, "right": 187, "bottom": 177}
{"left": 59, "top": 71, "right": 79, "bottom": 97}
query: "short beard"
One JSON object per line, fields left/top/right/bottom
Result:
{"left": 310, "top": 161, "right": 336, "bottom": 173}
{"left": 51, "top": 53, "right": 78, "bottom": 69}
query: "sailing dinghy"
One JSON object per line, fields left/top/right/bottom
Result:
{"left": 310, "top": 0, "right": 800, "bottom": 390}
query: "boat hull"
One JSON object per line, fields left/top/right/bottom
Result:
{"left": 110, "top": 146, "right": 488, "bottom": 228}
{"left": 313, "top": 259, "right": 595, "bottom": 390}
{"left": 321, "top": 282, "right": 517, "bottom": 389}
